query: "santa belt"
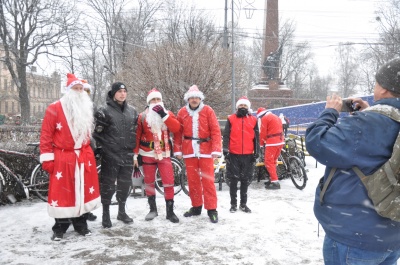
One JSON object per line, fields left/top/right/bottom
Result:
{"left": 184, "top": 136, "right": 210, "bottom": 143}
{"left": 266, "top": 133, "right": 283, "bottom": 139}
{"left": 140, "top": 140, "right": 164, "bottom": 149}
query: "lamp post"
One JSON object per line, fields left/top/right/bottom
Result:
{"left": 224, "top": 0, "right": 255, "bottom": 113}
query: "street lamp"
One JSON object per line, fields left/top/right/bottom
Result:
{"left": 225, "top": 0, "right": 255, "bottom": 113}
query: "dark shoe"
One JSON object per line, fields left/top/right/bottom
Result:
{"left": 76, "top": 228, "right": 92, "bottom": 236}
{"left": 166, "top": 200, "right": 179, "bottom": 223}
{"left": 183, "top": 206, "right": 202, "bottom": 217}
{"left": 265, "top": 182, "right": 281, "bottom": 190}
{"left": 87, "top": 212, "right": 97, "bottom": 221}
{"left": 145, "top": 195, "right": 158, "bottom": 221}
{"left": 102, "top": 212, "right": 112, "bottom": 228}
{"left": 51, "top": 232, "right": 63, "bottom": 241}
{"left": 208, "top": 210, "right": 218, "bottom": 223}
{"left": 229, "top": 205, "right": 237, "bottom": 213}
{"left": 117, "top": 212, "right": 134, "bottom": 224}
{"left": 239, "top": 204, "right": 252, "bottom": 213}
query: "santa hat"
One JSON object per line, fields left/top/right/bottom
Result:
{"left": 81, "top": 79, "right": 91, "bottom": 93}
{"left": 257, "top": 107, "right": 268, "bottom": 118}
{"left": 147, "top": 88, "right": 162, "bottom": 104}
{"left": 184, "top": 85, "right": 205, "bottom": 102}
{"left": 236, "top": 96, "right": 251, "bottom": 109}
{"left": 65, "top": 73, "right": 83, "bottom": 91}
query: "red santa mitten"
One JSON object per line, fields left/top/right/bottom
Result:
{"left": 42, "top": 161, "right": 54, "bottom": 174}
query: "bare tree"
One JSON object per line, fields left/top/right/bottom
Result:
{"left": 0, "top": 0, "right": 77, "bottom": 124}
{"left": 335, "top": 43, "right": 359, "bottom": 97}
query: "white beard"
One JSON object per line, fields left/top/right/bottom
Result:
{"left": 62, "top": 89, "right": 94, "bottom": 144}
{"left": 146, "top": 102, "right": 167, "bottom": 136}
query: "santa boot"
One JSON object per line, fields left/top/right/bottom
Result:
{"left": 166, "top": 200, "right": 179, "bottom": 223}
{"left": 145, "top": 195, "right": 158, "bottom": 221}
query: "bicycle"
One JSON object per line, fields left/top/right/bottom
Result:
{"left": 154, "top": 156, "right": 184, "bottom": 195}
{"left": 179, "top": 155, "right": 226, "bottom": 196}
{"left": 254, "top": 141, "right": 308, "bottom": 190}
{"left": 0, "top": 143, "right": 49, "bottom": 204}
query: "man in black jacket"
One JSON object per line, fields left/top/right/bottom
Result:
{"left": 223, "top": 96, "right": 259, "bottom": 213}
{"left": 93, "top": 82, "right": 138, "bottom": 228}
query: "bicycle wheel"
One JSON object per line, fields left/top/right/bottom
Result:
{"left": 180, "top": 165, "right": 189, "bottom": 196}
{"left": 30, "top": 164, "right": 49, "bottom": 202}
{"left": 155, "top": 157, "right": 183, "bottom": 195}
{"left": 288, "top": 156, "right": 307, "bottom": 190}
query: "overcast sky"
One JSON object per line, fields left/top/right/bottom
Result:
{"left": 191, "top": 0, "right": 380, "bottom": 75}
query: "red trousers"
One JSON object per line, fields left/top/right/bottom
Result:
{"left": 184, "top": 157, "right": 217, "bottom": 210}
{"left": 264, "top": 145, "right": 284, "bottom": 182}
{"left": 142, "top": 156, "right": 174, "bottom": 200}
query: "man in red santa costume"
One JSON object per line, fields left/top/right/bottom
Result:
{"left": 257, "top": 107, "right": 284, "bottom": 190}
{"left": 40, "top": 73, "right": 101, "bottom": 241}
{"left": 174, "top": 85, "right": 221, "bottom": 223}
{"left": 133, "top": 88, "right": 180, "bottom": 223}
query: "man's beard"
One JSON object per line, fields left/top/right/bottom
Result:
{"left": 62, "top": 89, "right": 94, "bottom": 144}
{"left": 146, "top": 102, "right": 167, "bottom": 135}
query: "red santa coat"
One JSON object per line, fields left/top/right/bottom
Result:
{"left": 133, "top": 110, "right": 180, "bottom": 158}
{"left": 259, "top": 111, "right": 284, "bottom": 146}
{"left": 174, "top": 103, "right": 222, "bottom": 158}
{"left": 40, "top": 99, "right": 101, "bottom": 218}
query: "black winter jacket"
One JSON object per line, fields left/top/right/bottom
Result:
{"left": 93, "top": 96, "right": 138, "bottom": 163}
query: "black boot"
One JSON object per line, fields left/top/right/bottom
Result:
{"left": 102, "top": 204, "right": 112, "bottom": 228}
{"left": 145, "top": 196, "right": 158, "bottom": 221}
{"left": 166, "top": 200, "right": 179, "bottom": 223}
{"left": 183, "top": 205, "right": 202, "bottom": 217}
{"left": 117, "top": 202, "right": 133, "bottom": 224}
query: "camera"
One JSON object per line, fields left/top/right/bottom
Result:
{"left": 340, "top": 99, "right": 359, "bottom": 112}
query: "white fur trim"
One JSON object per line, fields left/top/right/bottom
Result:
{"left": 184, "top": 90, "right": 205, "bottom": 102}
{"left": 236, "top": 98, "right": 251, "bottom": 109}
{"left": 66, "top": 80, "right": 83, "bottom": 91}
{"left": 40, "top": 153, "right": 54, "bottom": 163}
{"left": 147, "top": 91, "right": 162, "bottom": 104}
{"left": 257, "top": 110, "right": 268, "bottom": 118}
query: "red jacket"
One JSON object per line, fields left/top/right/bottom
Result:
{"left": 134, "top": 110, "right": 180, "bottom": 158}
{"left": 225, "top": 114, "right": 258, "bottom": 155}
{"left": 40, "top": 100, "right": 101, "bottom": 218}
{"left": 259, "top": 112, "right": 284, "bottom": 146}
{"left": 174, "top": 103, "right": 221, "bottom": 158}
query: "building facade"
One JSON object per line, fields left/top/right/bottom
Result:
{"left": 0, "top": 48, "right": 61, "bottom": 124}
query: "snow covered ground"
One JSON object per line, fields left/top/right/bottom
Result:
{"left": 0, "top": 156, "right": 325, "bottom": 265}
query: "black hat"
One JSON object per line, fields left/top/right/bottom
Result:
{"left": 375, "top": 58, "right": 400, "bottom": 94}
{"left": 108, "top": 82, "right": 127, "bottom": 98}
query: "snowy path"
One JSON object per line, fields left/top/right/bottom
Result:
{"left": 0, "top": 157, "right": 325, "bottom": 265}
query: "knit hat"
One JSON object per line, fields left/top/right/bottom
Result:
{"left": 257, "top": 107, "right": 267, "bottom": 118}
{"left": 184, "top": 85, "right": 205, "bottom": 102}
{"left": 146, "top": 88, "right": 162, "bottom": 104}
{"left": 236, "top": 96, "right": 251, "bottom": 109}
{"left": 108, "top": 82, "right": 126, "bottom": 98}
{"left": 375, "top": 58, "right": 400, "bottom": 93}
{"left": 65, "top": 73, "right": 83, "bottom": 91}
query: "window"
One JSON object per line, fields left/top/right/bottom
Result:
{"left": 4, "top": 79, "right": 7, "bottom": 91}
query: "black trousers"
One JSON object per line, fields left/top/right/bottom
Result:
{"left": 52, "top": 214, "right": 88, "bottom": 234}
{"left": 100, "top": 154, "right": 133, "bottom": 205}
{"left": 226, "top": 154, "right": 254, "bottom": 206}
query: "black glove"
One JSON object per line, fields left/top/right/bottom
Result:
{"left": 152, "top": 105, "right": 167, "bottom": 118}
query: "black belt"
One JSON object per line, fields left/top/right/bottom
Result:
{"left": 266, "top": 133, "right": 283, "bottom": 139}
{"left": 140, "top": 140, "right": 164, "bottom": 149}
{"left": 184, "top": 136, "right": 210, "bottom": 143}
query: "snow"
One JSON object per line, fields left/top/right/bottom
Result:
{"left": 0, "top": 156, "right": 325, "bottom": 265}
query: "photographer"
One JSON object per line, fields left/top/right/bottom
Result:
{"left": 305, "top": 58, "right": 400, "bottom": 264}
